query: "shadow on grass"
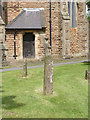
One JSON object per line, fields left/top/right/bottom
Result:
{"left": 2, "top": 96, "right": 25, "bottom": 110}
{"left": 0, "top": 90, "right": 4, "bottom": 92}
{"left": 0, "top": 86, "right": 4, "bottom": 92}
{"left": 83, "top": 61, "right": 90, "bottom": 65}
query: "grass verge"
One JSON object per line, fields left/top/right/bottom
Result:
{"left": 2, "top": 63, "right": 88, "bottom": 118}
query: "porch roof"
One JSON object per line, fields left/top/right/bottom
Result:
{"left": 6, "top": 8, "right": 46, "bottom": 30}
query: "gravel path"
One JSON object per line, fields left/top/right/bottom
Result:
{"left": 0, "top": 60, "right": 88, "bottom": 72}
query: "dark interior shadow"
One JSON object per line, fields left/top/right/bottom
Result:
{"left": 2, "top": 96, "right": 25, "bottom": 110}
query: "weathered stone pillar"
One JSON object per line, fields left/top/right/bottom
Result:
{"left": 23, "top": 59, "right": 27, "bottom": 77}
{"left": 62, "top": 14, "right": 71, "bottom": 59}
{"left": 43, "top": 37, "right": 53, "bottom": 95}
{"left": 0, "top": 16, "right": 8, "bottom": 67}
{"left": 61, "top": 2, "right": 71, "bottom": 59}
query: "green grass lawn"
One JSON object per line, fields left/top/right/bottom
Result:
{"left": 2, "top": 63, "right": 88, "bottom": 118}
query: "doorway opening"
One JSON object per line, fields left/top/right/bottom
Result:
{"left": 23, "top": 33, "right": 35, "bottom": 58}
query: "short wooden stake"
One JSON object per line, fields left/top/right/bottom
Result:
{"left": 85, "top": 70, "right": 88, "bottom": 80}
{"left": 23, "top": 59, "right": 27, "bottom": 77}
{"left": 85, "top": 70, "right": 90, "bottom": 80}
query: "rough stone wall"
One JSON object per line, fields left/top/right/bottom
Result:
{"left": 70, "top": 28, "right": 77, "bottom": 57}
{"left": 3, "top": 2, "right": 89, "bottom": 60}
{"left": 76, "top": 2, "right": 88, "bottom": 57}
{"left": 70, "top": 2, "right": 89, "bottom": 58}
{"left": 5, "top": 30, "right": 45, "bottom": 60}
{"left": 62, "top": 2, "right": 88, "bottom": 58}
{"left": 51, "top": 2, "right": 62, "bottom": 57}
{"left": 5, "top": 2, "right": 21, "bottom": 24}
{"left": 57, "top": 3, "right": 63, "bottom": 58}
{"left": 0, "top": 16, "right": 8, "bottom": 66}
{"left": 0, "top": 18, "right": 5, "bottom": 65}
{"left": 5, "top": 31, "right": 21, "bottom": 60}
{"left": 61, "top": 2, "right": 71, "bottom": 59}
{"left": 4, "top": 2, "right": 62, "bottom": 60}
{"left": 38, "top": 34, "right": 45, "bottom": 58}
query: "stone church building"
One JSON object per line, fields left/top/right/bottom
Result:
{"left": 0, "top": 1, "right": 89, "bottom": 60}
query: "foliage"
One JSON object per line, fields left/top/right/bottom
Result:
{"left": 2, "top": 63, "right": 88, "bottom": 118}
{"left": 88, "top": 16, "right": 90, "bottom": 21}
{"left": 87, "top": 0, "right": 90, "bottom": 5}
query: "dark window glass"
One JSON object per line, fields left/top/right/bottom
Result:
{"left": 68, "top": 2, "right": 71, "bottom": 16}
{"left": 72, "top": 2, "right": 76, "bottom": 28}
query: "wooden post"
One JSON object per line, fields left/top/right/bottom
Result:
{"left": 43, "top": 37, "right": 53, "bottom": 95}
{"left": 85, "top": 70, "right": 88, "bottom": 80}
{"left": 23, "top": 59, "right": 27, "bottom": 77}
{"left": 85, "top": 70, "right": 90, "bottom": 80}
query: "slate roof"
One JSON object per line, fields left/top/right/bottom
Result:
{"left": 6, "top": 8, "right": 46, "bottom": 30}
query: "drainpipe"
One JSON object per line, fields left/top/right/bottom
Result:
{"left": 50, "top": 0, "right": 52, "bottom": 47}
{"left": 13, "top": 30, "right": 17, "bottom": 59}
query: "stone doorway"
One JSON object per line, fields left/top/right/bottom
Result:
{"left": 23, "top": 33, "right": 35, "bottom": 58}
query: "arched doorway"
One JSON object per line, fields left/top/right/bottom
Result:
{"left": 23, "top": 33, "right": 35, "bottom": 58}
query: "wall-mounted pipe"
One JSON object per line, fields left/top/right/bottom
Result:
{"left": 50, "top": 0, "right": 52, "bottom": 47}
{"left": 13, "top": 30, "right": 17, "bottom": 59}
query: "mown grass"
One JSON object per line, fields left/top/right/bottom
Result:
{"left": 88, "top": 16, "right": 90, "bottom": 21}
{"left": 2, "top": 63, "right": 88, "bottom": 118}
